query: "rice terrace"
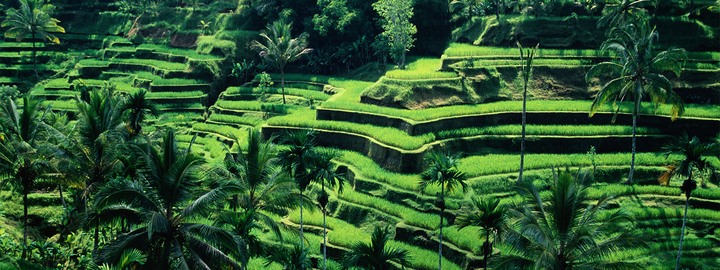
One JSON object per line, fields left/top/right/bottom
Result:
{"left": 0, "top": 0, "right": 719, "bottom": 269}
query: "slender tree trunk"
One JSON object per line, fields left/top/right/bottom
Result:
{"left": 59, "top": 185, "right": 68, "bottom": 218}
{"left": 94, "top": 220, "right": 100, "bottom": 254}
{"left": 32, "top": 31, "right": 38, "bottom": 78}
{"left": 627, "top": 90, "right": 641, "bottom": 184}
{"left": 323, "top": 207, "right": 327, "bottom": 270}
{"left": 438, "top": 185, "right": 444, "bottom": 270}
{"left": 300, "top": 190, "right": 304, "bottom": 252}
{"left": 322, "top": 182, "right": 327, "bottom": 270}
{"left": 484, "top": 230, "right": 490, "bottom": 270}
{"left": 281, "top": 68, "right": 286, "bottom": 104}
{"left": 22, "top": 191, "right": 28, "bottom": 260}
{"left": 675, "top": 195, "right": 690, "bottom": 270}
{"left": 495, "top": 0, "right": 500, "bottom": 20}
{"left": 518, "top": 74, "right": 528, "bottom": 184}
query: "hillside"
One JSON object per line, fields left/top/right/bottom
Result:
{"left": 0, "top": 0, "right": 719, "bottom": 269}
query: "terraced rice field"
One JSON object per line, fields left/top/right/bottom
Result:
{"left": 3, "top": 29, "right": 719, "bottom": 269}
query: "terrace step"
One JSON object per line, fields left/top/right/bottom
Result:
{"left": 263, "top": 124, "right": 680, "bottom": 174}
{"left": 316, "top": 108, "right": 720, "bottom": 140}
{"left": 149, "top": 84, "right": 210, "bottom": 92}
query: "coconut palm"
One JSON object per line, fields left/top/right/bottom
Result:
{"left": 343, "top": 225, "right": 410, "bottom": 270}
{"left": 119, "top": 89, "right": 158, "bottom": 137}
{"left": 306, "top": 150, "right": 345, "bottom": 270}
{"left": 675, "top": 176, "right": 697, "bottom": 270}
{"left": 265, "top": 244, "right": 312, "bottom": 270}
{"left": 455, "top": 197, "right": 505, "bottom": 270}
{"left": 214, "top": 128, "right": 304, "bottom": 257}
{"left": 68, "top": 89, "right": 124, "bottom": 218}
{"left": 251, "top": 20, "right": 312, "bottom": 104}
{"left": 659, "top": 134, "right": 717, "bottom": 269}
{"left": 597, "top": 0, "right": 655, "bottom": 29}
{"left": 517, "top": 42, "right": 538, "bottom": 185}
{"left": 586, "top": 20, "right": 686, "bottom": 184}
{"left": 418, "top": 150, "right": 467, "bottom": 270}
{"left": 660, "top": 134, "right": 718, "bottom": 187}
{"left": 0, "top": 95, "right": 53, "bottom": 259}
{"left": 94, "top": 128, "right": 247, "bottom": 269}
{"left": 278, "top": 129, "right": 317, "bottom": 252}
{"left": 2, "top": 0, "right": 65, "bottom": 78}
{"left": 494, "top": 167, "right": 646, "bottom": 269}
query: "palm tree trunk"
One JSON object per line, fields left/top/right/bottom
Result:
{"left": 484, "top": 230, "right": 490, "bottom": 270}
{"left": 281, "top": 69, "right": 286, "bottom": 104}
{"left": 322, "top": 181, "right": 327, "bottom": 270}
{"left": 675, "top": 195, "right": 690, "bottom": 270}
{"left": 59, "top": 186, "right": 66, "bottom": 209}
{"left": 94, "top": 220, "right": 100, "bottom": 254}
{"left": 300, "top": 190, "right": 304, "bottom": 252}
{"left": 323, "top": 207, "right": 327, "bottom": 270}
{"left": 518, "top": 74, "right": 528, "bottom": 184}
{"left": 627, "top": 91, "right": 641, "bottom": 184}
{"left": 32, "top": 31, "right": 38, "bottom": 78}
{"left": 22, "top": 192, "right": 28, "bottom": 260}
{"left": 438, "top": 185, "right": 444, "bottom": 270}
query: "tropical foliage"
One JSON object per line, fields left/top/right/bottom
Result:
{"left": 495, "top": 168, "right": 646, "bottom": 269}
{"left": 587, "top": 19, "right": 687, "bottom": 184}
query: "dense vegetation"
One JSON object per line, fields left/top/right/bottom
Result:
{"left": 0, "top": 0, "right": 719, "bottom": 270}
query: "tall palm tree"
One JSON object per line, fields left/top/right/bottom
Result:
{"left": 586, "top": 20, "right": 686, "bottom": 184}
{"left": 94, "top": 128, "right": 247, "bottom": 268}
{"left": 343, "top": 225, "right": 410, "bottom": 270}
{"left": 215, "top": 128, "right": 303, "bottom": 257}
{"left": 517, "top": 42, "right": 538, "bottom": 185}
{"left": 251, "top": 20, "right": 313, "bottom": 104}
{"left": 2, "top": 0, "right": 65, "bottom": 78}
{"left": 596, "top": 0, "right": 655, "bottom": 29}
{"left": 659, "top": 134, "right": 717, "bottom": 270}
{"left": 278, "top": 129, "right": 317, "bottom": 252}
{"left": 455, "top": 197, "right": 505, "bottom": 270}
{"left": 69, "top": 89, "right": 124, "bottom": 218}
{"left": 0, "top": 95, "right": 53, "bottom": 259}
{"left": 494, "top": 168, "right": 646, "bottom": 269}
{"left": 418, "top": 150, "right": 467, "bottom": 270}
{"left": 119, "top": 89, "right": 158, "bottom": 137}
{"left": 675, "top": 176, "right": 697, "bottom": 270}
{"left": 306, "top": 150, "right": 345, "bottom": 270}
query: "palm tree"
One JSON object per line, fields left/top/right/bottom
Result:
{"left": 596, "top": 0, "right": 655, "bottom": 29}
{"left": 215, "top": 128, "right": 303, "bottom": 257}
{"left": 2, "top": 0, "right": 65, "bottom": 78}
{"left": 418, "top": 150, "right": 467, "bottom": 270}
{"left": 660, "top": 134, "right": 718, "bottom": 187}
{"left": 343, "top": 225, "right": 410, "bottom": 270}
{"left": 455, "top": 197, "right": 505, "bottom": 270}
{"left": 119, "top": 89, "right": 158, "bottom": 137}
{"left": 0, "top": 95, "right": 53, "bottom": 259}
{"left": 659, "top": 134, "right": 717, "bottom": 270}
{"left": 494, "top": 167, "right": 646, "bottom": 269}
{"left": 517, "top": 42, "right": 538, "bottom": 185}
{"left": 306, "top": 150, "right": 345, "bottom": 270}
{"left": 675, "top": 176, "right": 697, "bottom": 270}
{"left": 94, "top": 128, "right": 247, "bottom": 268}
{"left": 265, "top": 244, "right": 312, "bottom": 270}
{"left": 449, "top": 0, "right": 483, "bottom": 20}
{"left": 278, "top": 129, "right": 317, "bottom": 252}
{"left": 586, "top": 20, "right": 686, "bottom": 184}
{"left": 69, "top": 89, "right": 124, "bottom": 219}
{"left": 98, "top": 248, "right": 147, "bottom": 270}
{"left": 251, "top": 20, "right": 313, "bottom": 104}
